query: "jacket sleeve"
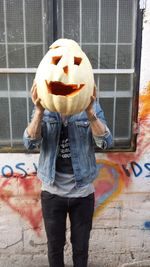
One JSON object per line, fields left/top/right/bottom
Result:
{"left": 23, "top": 128, "right": 42, "bottom": 150}
{"left": 23, "top": 108, "right": 42, "bottom": 150}
{"left": 93, "top": 101, "right": 113, "bottom": 149}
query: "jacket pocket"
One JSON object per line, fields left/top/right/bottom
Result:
{"left": 75, "top": 121, "right": 90, "bottom": 139}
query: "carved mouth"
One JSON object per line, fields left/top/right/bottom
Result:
{"left": 45, "top": 81, "right": 85, "bottom": 96}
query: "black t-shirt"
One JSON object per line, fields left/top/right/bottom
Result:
{"left": 56, "top": 124, "right": 74, "bottom": 174}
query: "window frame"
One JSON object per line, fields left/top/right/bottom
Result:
{"left": 0, "top": 0, "right": 143, "bottom": 153}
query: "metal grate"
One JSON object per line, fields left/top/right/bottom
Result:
{"left": 0, "top": 0, "right": 49, "bottom": 148}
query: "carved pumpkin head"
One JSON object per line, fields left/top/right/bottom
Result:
{"left": 35, "top": 38, "right": 94, "bottom": 115}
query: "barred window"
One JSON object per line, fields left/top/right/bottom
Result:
{"left": 0, "top": 0, "right": 142, "bottom": 151}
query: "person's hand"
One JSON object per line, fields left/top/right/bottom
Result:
{"left": 31, "top": 81, "right": 44, "bottom": 114}
{"left": 86, "top": 85, "right": 96, "bottom": 116}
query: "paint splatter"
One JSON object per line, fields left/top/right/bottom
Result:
{"left": 139, "top": 82, "right": 150, "bottom": 121}
{"left": 144, "top": 221, "right": 150, "bottom": 229}
{"left": 94, "top": 160, "right": 124, "bottom": 216}
{"left": 0, "top": 173, "right": 42, "bottom": 236}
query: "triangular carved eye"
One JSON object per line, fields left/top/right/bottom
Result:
{"left": 51, "top": 56, "right": 62, "bottom": 65}
{"left": 74, "top": 57, "right": 82, "bottom": 65}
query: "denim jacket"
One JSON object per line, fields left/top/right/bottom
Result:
{"left": 23, "top": 101, "right": 112, "bottom": 187}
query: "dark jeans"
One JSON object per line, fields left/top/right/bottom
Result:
{"left": 41, "top": 191, "right": 95, "bottom": 267}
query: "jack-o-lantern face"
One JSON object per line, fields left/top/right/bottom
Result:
{"left": 35, "top": 38, "right": 94, "bottom": 115}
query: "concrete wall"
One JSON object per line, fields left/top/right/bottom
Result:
{"left": 0, "top": 3, "right": 150, "bottom": 267}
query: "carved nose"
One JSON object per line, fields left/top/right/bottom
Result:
{"left": 63, "top": 65, "right": 68, "bottom": 74}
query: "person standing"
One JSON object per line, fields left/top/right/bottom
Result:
{"left": 23, "top": 82, "right": 112, "bottom": 267}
